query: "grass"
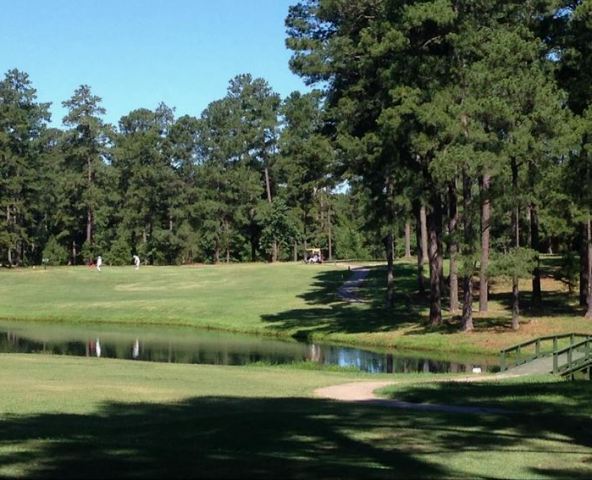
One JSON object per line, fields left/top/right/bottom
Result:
{"left": 1, "top": 354, "right": 591, "bottom": 479}
{"left": 0, "top": 257, "right": 591, "bottom": 356}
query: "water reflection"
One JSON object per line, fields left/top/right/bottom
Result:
{"left": 0, "top": 323, "right": 498, "bottom": 374}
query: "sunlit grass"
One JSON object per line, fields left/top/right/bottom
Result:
{"left": 0, "top": 354, "right": 591, "bottom": 479}
{"left": 1, "top": 257, "right": 591, "bottom": 355}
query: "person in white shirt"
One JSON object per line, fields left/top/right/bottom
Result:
{"left": 96, "top": 255, "right": 102, "bottom": 272}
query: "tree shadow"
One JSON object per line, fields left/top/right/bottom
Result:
{"left": 380, "top": 379, "right": 592, "bottom": 478}
{"left": 0, "top": 396, "right": 443, "bottom": 479}
{"left": 2, "top": 387, "right": 591, "bottom": 478}
{"left": 488, "top": 289, "right": 583, "bottom": 318}
{"left": 262, "top": 264, "right": 429, "bottom": 339}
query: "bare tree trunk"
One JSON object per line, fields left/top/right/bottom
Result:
{"left": 420, "top": 205, "right": 428, "bottom": 265}
{"left": 71, "top": 241, "right": 77, "bottom": 265}
{"left": 530, "top": 203, "right": 542, "bottom": 308}
{"left": 251, "top": 234, "right": 257, "bottom": 262}
{"left": 512, "top": 280, "right": 520, "bottom": 329}
{"left": 428, "top": 197, "right": 443, "bottom": 326}
{"left": 6, "top": 205, "right": 12, "bottom": 266}
{"left": 580, "top": 222, "right": 589, "bottom": 307}
{"left": 327, "top": 205, "right": 333, "bottom": 261}
{"left": 293, "top": 242, "right": 298, "bottom": 262}
{"left": 586, "top": 216, "right": 592, "bottom": 318}
{"left": 264, "top": 166, "right": 277, "bottom": 262}
{"left": 385, "top": 176, "right": 396, "bottom": 307}
{"left": 415, "top": 205, "right": 426, "bottom": 295}
{"left": 449, "top": 183, "right": 459, "bottom": 314}
{"left": 479, "top": 174, "right": 491, "bottom": 312}
{"left": 461, "top": 174, "right": 473, "bottom": 331}
{"left": 511, "top": 160, "right": 520, "bottom": 330}
{"left": 384, "top": 230, "right": 395, "bottom": 308}
{"left": 404, "top": 222, "right": 412, "bottom": 259}
{"left": 86, "top": 158, "right": 93, "bottom": 246}
{"left": 303, "top": 213, "right": 308, "bottom": 262}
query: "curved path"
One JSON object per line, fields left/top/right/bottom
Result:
{"left": 337, "top": 267, "right": 370, "bottom": 303}
{"left": 314, "top": 380, "right": 509, "bottom": 415}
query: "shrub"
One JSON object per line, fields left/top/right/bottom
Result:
{"left": 42, "top": 237, "right": 69, "bottom": 266}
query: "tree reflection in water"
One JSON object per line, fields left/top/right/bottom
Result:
{"left": 0, "top": 327, "right": 496, "bottom": 374}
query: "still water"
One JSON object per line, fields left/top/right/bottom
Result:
{"left": 0, "top": 321, "right": 498, "bottom": 374}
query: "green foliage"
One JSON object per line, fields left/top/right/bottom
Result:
{"left": 489, "top": 247, "right": 537, "bottom": 280}
{"left": 560, "top": 251, "right": 579, "bottom": 294}
{"left": 258, "top": 198, "right": 300, "bottom": 256}
{"left": 108, "top": 232, "right": 132, "bottom": 266}
{"left": 41, "top": 236, "right": 69, "bottom": 266}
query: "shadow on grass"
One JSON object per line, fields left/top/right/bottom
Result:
{"left": 263, "top": 259, "right": 588, "bottom": 341}
{"left": 488, "top": 289, "right": 584, "bottom": 318}
{"left": 0, "top": 396, "right": 440, "bottom": 479}
{"left": 2, "top": 388, "right": 592, "bottom": 478}
{"left": 380, "top": 379, "right": 592, "bottom": 478}
{"left": 262, "top": 264, "right": 431, "bottom": 339}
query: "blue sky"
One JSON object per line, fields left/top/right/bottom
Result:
{"left": 0, "top": 0, "right": 309, "bottom": 126}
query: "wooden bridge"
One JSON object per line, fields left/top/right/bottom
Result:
{"left": 500, "top": 333, "right": 592, "bottom": 379}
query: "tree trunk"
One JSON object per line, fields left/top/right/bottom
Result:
{"left": 420, "top": 205, "right": 428, "bottom": 265}
{"left": 461, "top": 174, "right": 473, "bottom": 331}
{"left": 86, "top": 158, "right": 93, "bottom": 246}
{"left": 585, "top": 216, "right": 592, "bottom": 318}
{"left": 512, "top": 279, "right": 520, "bottom": 330}
{"left": 479, "top": 173, "right": 491, "bottom": 312}
{"left": 462, "top": 275, "right": 473, "bottom": 331}
{"left": 511, "top": 159, "right": 520, "bottom": 330}
{"left": 404, "top": 222, "right": 412, "bottom": 259}
{"left": 293, "top": 242, "right": 298, "bottom": 262}
{"left": 449, "top": 183, "right": 459, "bottom": 314}
{"left": 6, "top": 205, "right": 11, "bottom": 266}
{"left": 251, "top": 234, "right": 257, "bottom": 262}
{"left": 264, "top": 166, "right": 277, "bottom": 262}
{"left": 428, "top": 197, "right": 443, "bottom": 326}
{"left": 303, "top": 212, "right": 308, "bottom": 262}
{"left": 384, "top": 176, "right": 396, "bottom": 307}
{"left": 530, "top": 203, "right": 542, "bottom": 308}
{"left": 71, "top": 241, "right": 77, "bottom": 265}
{"left": 384, "top": 231, "right": 395, "bottom": 308}
{"left": 580, "top": 221, "right": 589, "bottom": 307}
{"left": 415, "top": 205, "right": 426, "bottom": 295}
{"left": 327, "top": 205, "right": 333, "bottom": 261}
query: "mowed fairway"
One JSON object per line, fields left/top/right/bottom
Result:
{"left": 0, "top": 263, "right": 350, "bottom": 333}
{"left": 2, "top": 258, "right": 592, "bottom": 355}
{"left": 1, "top": 354, "right": 591, "bottom": 479}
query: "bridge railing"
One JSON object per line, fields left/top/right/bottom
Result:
{"left": 500, "top": 333, "right": 592, "bottom": 372}
{"left": 553, "top": 337, "right": 592, "bottom": 377}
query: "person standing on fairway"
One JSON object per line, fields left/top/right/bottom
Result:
{"left": 96, "top": 255, "right": 102, "bottom": 272}
{"left": 133, "top": 255, "right": 140, "bottom": 270}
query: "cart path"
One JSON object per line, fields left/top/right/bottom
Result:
{"left": 337, "top": 267, "right": 370, "bottom": 303}
{"left": 313, "top": 379, "right": 511, "bottom": 415}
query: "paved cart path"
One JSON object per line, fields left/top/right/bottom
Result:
{"left": 314, "top": 378, "right": 513, "bottom": 415}
{"left": 337, "top": 267, "right": 370, "bottom": 303}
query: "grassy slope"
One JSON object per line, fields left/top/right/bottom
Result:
{"left": 1, "top": 258, "right": 591, "bottom": 355}
{"left": 1, "top": 354, "right": 591, "bottom": 479}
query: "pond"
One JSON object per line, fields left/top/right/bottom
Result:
{"left": 0, "top": 320, "right": 499, "bottom": 374}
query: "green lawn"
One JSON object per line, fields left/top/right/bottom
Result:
{"left": 0, "top": 354, "right": 590, "bottom": 479}
{"left": 1, "top": 258, "right": 591, "bottom": 355}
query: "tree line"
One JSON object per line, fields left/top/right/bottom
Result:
{"left": 285, "top": 0, "right": 592, "bottom": 328}
{"left": 0, "top": 71, "right": 385, "bottom": 270}
{"left": 2, "top": 0, "right": 592, "bottom": 331}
